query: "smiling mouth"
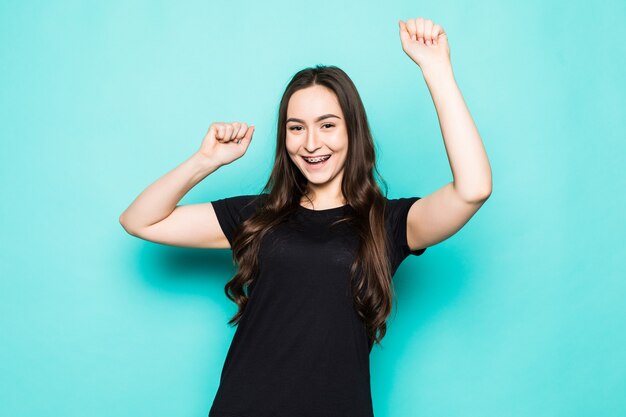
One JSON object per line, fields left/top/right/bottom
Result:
{"left": 302, "top": 154, "right": 331, "bottom": 164}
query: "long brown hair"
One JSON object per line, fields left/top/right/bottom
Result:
{"left": 224, "top": 64, "right": 397, "bottom": 349}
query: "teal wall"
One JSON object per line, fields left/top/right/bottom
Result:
{"left": 1, "top": 1, "right": 624, "bottom": 416}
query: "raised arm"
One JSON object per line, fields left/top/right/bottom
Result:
{"left": 119, "top": 122, "right": 255, "bottom": 249}
{"left": 398, "top": 17, "right": 492, "bottom": 251}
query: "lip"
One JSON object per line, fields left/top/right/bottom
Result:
{"left": 301, "top": 154, "right": 331, "bottom": 170}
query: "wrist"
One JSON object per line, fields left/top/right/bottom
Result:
{"left": 422, "top": 62, "right": 454, "bottom": 83}
{"left": 189, "top": 152, "right": 221, "bottom": 175}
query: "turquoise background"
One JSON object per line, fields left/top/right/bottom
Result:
{"left": 1, "top": 1, "right": 624, "bottom": 416}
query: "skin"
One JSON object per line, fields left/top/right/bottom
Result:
{"left": 285, "top": 85, "right": 349, "bottom": 210}
{"left": 119, "top": 16, "right": 493, "bottom": 254}
{"left": 396, "top": 17, "right": 492, "bottom": 252}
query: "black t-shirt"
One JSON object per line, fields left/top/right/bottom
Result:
{"left": 208, "top": 194, "right": 426, "bottom": 417}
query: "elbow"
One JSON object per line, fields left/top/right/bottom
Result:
{"left": 476, "top": 185, "right": 492, "bottom": 202}
{"left": 119, "top": 213, "right": 128, "bottom": 230}
{"left": 119, "top": 213, "right": 138, "bottom": 236}
{"left": 453, "top": 182, "right": 492, "bottom": 204}
{"left": 470, "top": 186, "right": 492, "bottom": 204}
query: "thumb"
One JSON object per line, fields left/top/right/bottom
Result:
{"left": 398, "top": 20, "right": 410, "bottom": 43}
{"left": 241, "top": 125, "right": 255, "bottom": 143}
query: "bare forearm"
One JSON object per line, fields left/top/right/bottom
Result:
{"left": 423, "top": 64, "right": 492, "bottom": 202}
{"left": 119, "top": 152, "right": 220, "bottom": 232}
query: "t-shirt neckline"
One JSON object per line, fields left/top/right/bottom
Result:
{"left": 298, "top": 204, "right": 349, "bottom": 214}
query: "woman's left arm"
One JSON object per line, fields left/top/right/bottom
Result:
{"left": 398, "top": 17, "right": 492, "bottom": 251}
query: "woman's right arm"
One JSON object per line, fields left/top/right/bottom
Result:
{"left": 118, "top": 122, "right": 255, "bottom": 249}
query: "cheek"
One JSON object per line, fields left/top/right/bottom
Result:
{"left": 285, "top": 139, "right": 302, "bottom": 162}
{"left": 330, "top": 135, "right": 349, "bottom": 152}
{"left": 285, "top": 137, "right": 297, "bottom": 152}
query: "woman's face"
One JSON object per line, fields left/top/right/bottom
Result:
{"left": 285, "top": 85, "right": 349, "bottom": 193}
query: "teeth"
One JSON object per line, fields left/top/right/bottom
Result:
{"left": 303, "top": 155, "right": 330, "bottom": 163}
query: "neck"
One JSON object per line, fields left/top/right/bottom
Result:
{"left": 301, "top": 189, "right": 346, "bottom": 208}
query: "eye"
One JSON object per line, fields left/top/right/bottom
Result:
{"left": 288, "top": 123, "right": 334, "bottom": 131}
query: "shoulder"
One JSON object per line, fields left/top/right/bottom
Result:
{"left": 210, "top": 193, "right": 269, "bottom": 245}
{"left": 383, "top": 196, "right": 426, "bottom": 271}
{"left": 383, "top": 196, "right": 421, "bottom": 223}
{"left": 211, "top": 193, "right": 269, "bottom": 221}
{"left": 213, "top": 193, "right": 266, "bottom": 205}
{"left": 212, "top": 193, "right": 268, "bottom": 209}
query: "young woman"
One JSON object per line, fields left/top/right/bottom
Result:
{"left": 120, "top": 16, "right": 491, "bottom": 417}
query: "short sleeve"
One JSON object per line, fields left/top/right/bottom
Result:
{"left": 210, "top": 194, "right": 267, "bottom": 246}
{"left": 384, "top": 196, "right": 427, "bottom": 273}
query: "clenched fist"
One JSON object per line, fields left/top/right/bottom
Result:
{"left": 398, "top": 17, "right": 451, "bottom": 72}
{"left": 198, "top": 121, "right": 255, "bottom": 166}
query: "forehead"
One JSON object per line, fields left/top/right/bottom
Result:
{"left": 287, "top": 85, "right": 343, "bottom": 119}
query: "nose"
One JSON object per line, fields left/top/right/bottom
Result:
{"left": 304, "top": 130, "right": 322, "bottom": 153}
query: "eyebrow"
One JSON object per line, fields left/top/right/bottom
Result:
{"left": 286, "top": 114, "right": 341, "bottom": 124}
